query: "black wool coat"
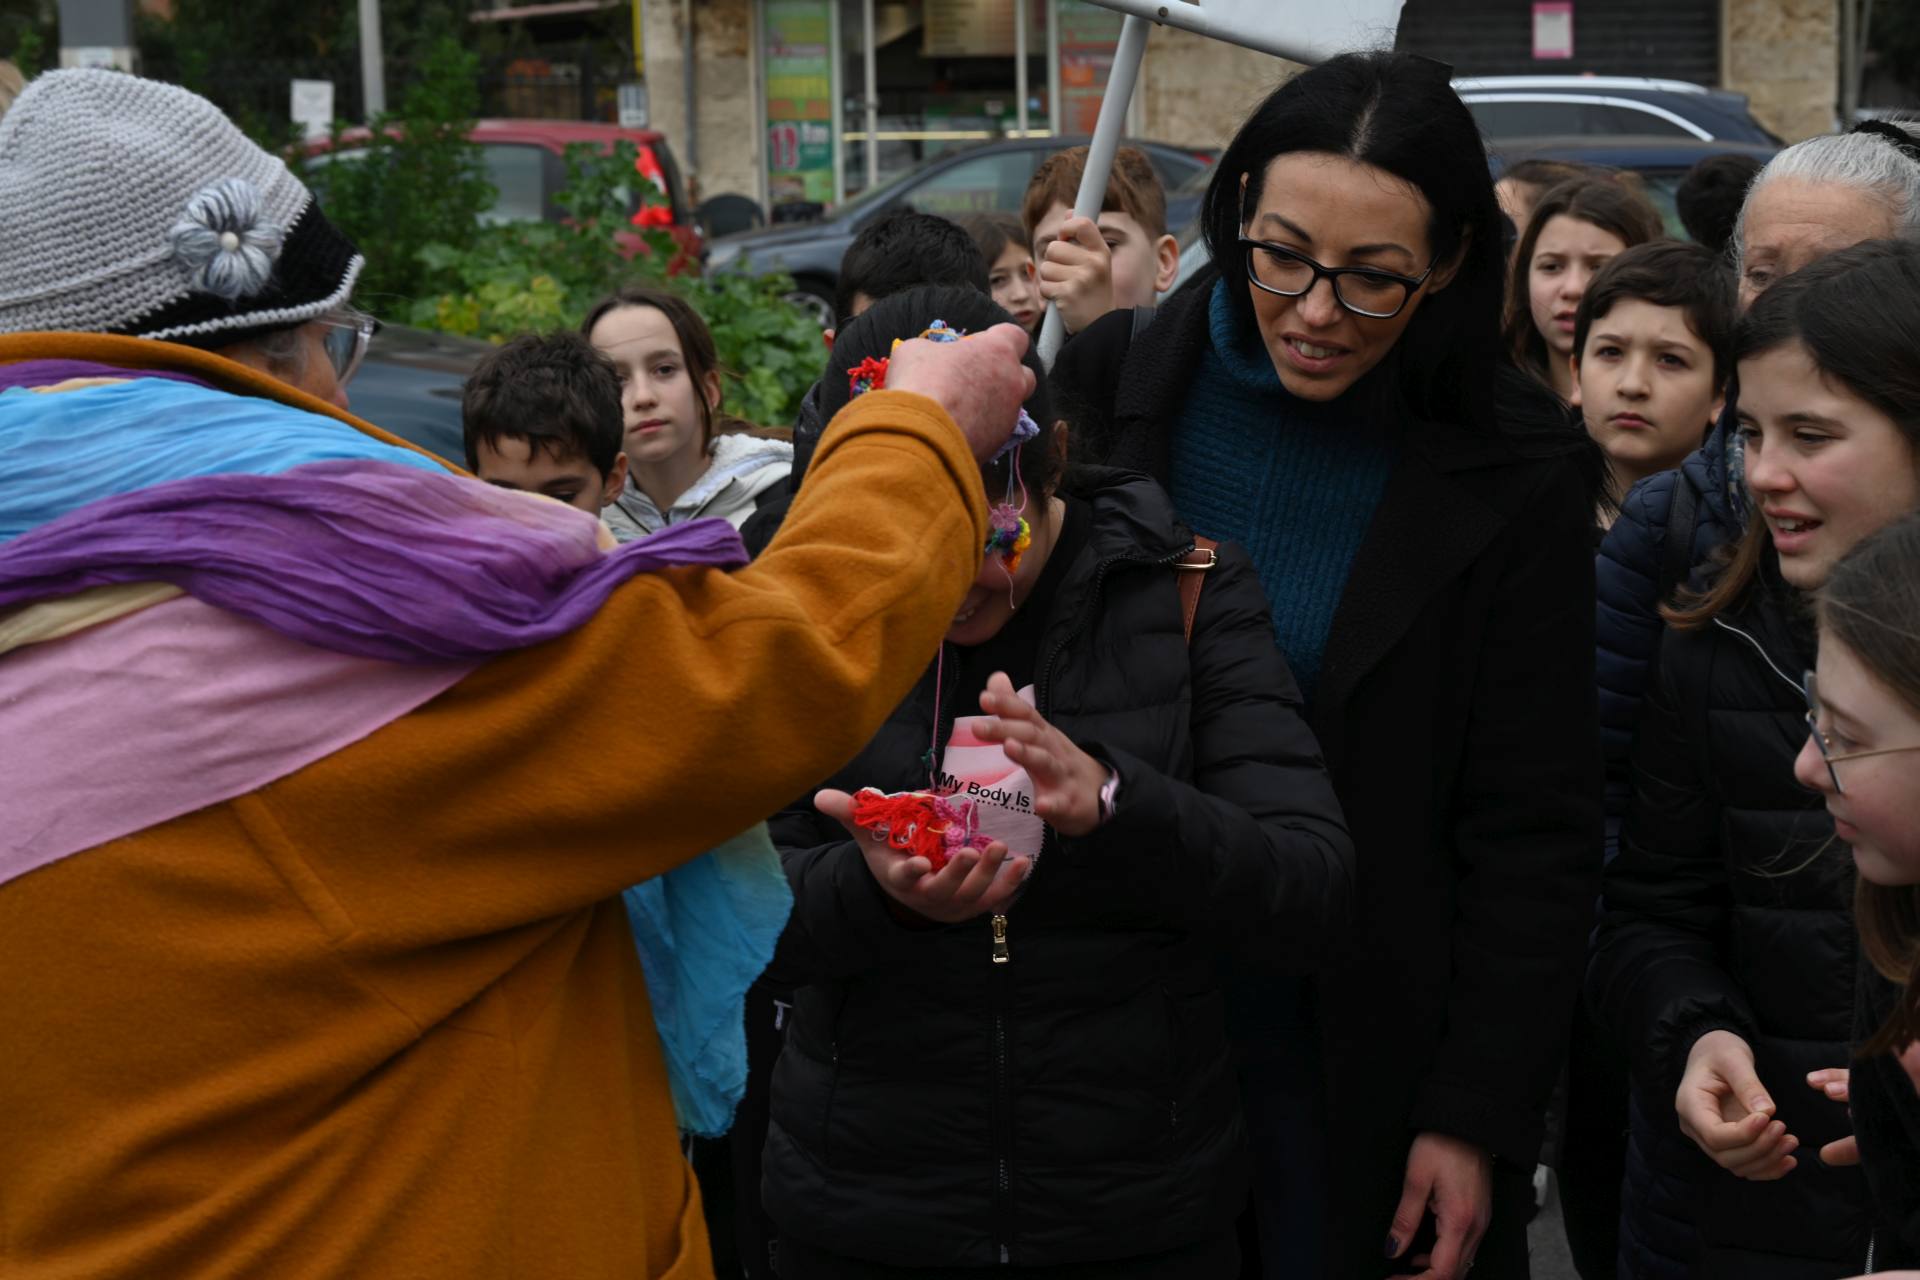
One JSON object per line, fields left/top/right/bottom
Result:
{"left": 760, "top": 470, "right": 1354, "bottom": 1269}
{"left": 1587, "top": 573, "right": 1874, "bottom": 1277}
{"left": 1051, "top": 272, "right": 1604, "bottom": 1279}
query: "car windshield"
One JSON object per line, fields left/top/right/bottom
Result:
{"left": 832, "top": 165, "right": 928, "bottom": 220}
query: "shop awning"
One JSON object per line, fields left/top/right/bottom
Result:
{"left": 469, "top": 1, "right": 620, "bottom": 22}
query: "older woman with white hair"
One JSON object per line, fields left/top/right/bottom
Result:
{"left": 1583, "top": 118, "right": 1920, "bottom": 1280}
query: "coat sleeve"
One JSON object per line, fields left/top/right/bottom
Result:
{"left": 1596, "top": 469, "right": 1680, "bottom": 863}
{"left": 260, "top": 391, "right": 988, "bottom": 963}
{"left": 1586, "top": 628, "right": 1759, "bottom": 1098}
{"left": 1407, "top": 456, "right": 1606, "bottom": 1168}
{"left": 1068, "top": 544, "right": 1354, "bottom": 970}
{"left": 1047, "top": 308, "right": 1132, "bottom": 460}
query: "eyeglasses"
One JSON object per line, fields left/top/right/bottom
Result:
{"left": 317, "top": 310, "right": 379, "bottom": 387}
{"left": 1238, "top": 236, "right": 1436, "bottom": 319}
{"left": 1803, "top": 670, "right": 1920, "bottom": 795}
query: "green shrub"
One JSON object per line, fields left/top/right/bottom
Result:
{"left": 293, "top": 36, "right": 495, "bottom": 308}
{"left": 410, "top": 141, "right": 824, "bottom": 428}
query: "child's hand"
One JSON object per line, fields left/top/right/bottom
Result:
{"left": 969, "top": 672, "right": 1110, "bottom": 838}
{"left": 1807, "top": 1067, "right": 1858, "bottom": 1166}
{"left": 1037, "top": 215, "right": 1115, "bottom": 337}
{"left": 815, "top": 788, "right": 1030, "bottom": 924}
{"left": 1677, "top": 1030, "right": 1798, "bottom": 1179}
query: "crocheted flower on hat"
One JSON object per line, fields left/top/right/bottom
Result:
{"left": 168, "top": 177, "right": 286, "bottom": 301}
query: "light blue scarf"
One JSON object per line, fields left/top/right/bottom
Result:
{"left": 2, "top": 366, "right": 792, "bottom": 1135}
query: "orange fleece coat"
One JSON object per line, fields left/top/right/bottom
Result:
{"left": 0, "top": 335, "right": 989, "bottom": 1279}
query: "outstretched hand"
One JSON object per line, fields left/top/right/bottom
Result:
{"left": 968, "top": 671, "right": 1110, "bottom": 838}
{"left": 885, "top": 322, "right": 1037, "bottom": 464}
{"left": 1808, "top": 1067, "right": 1858, "bottom": 1166}
{"left": 815, "top": 788, "right": 1030, "bottom": 924}
{"left": 1677, "top": 1030, "right": 1797, "bottom": 1179}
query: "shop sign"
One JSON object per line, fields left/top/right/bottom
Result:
{"left": 923, "top": 0, "right": 1044, "bottom": 58}
{"left": 1532, "top": 2, "right": 1574, "bottom": 60}
{"left": 1057, "top": 0, "right": 1124, "bottom": 134}
{"left": 763, "top": 0, "right": 836, "bottom": 205}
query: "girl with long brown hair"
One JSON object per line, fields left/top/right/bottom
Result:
{"left": 1795, "top": 513, "right": 1920, "bottom": 1269}
{"left": 1588, "top": 239, "right": 1920, "bottom": 1277}
{"left": 581, "top": 285, "right": 793, "bottom": 538}
{"left": 1502, "top": 175, "right": 1664, "bottom": 402}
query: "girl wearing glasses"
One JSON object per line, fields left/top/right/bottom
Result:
{"left": 1795, "top": 514, "right": 1920, "bottom": 1273}
{"left": 1052, "top": 50, "right": 1603, "bottom": 1280}
{"left": 1587, "top": 239, "right": 1920, "bottom": 1278}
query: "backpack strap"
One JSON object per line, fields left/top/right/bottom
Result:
{"left": 1659, "top": 478, "right": 1700, "bottom": 606}
{"left": 1129, "top": 305, "right": 1157, "bottom": 344}
{"left": 1176, "top": 536, "right": 1219, "bottom": 647}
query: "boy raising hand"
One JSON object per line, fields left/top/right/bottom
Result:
{"left": 1024, "top": 145, "right": 1181, "bottom": 336}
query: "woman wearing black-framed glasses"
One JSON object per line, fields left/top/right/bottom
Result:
{"left": 1052, "top": 50, "right": 1602, "bottom": 1280}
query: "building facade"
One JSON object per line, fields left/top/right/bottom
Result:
{"left": 640, "top": 0, "right": 1840, "bottom": 216}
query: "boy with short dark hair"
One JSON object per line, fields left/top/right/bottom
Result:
{"left": 462, "top": 331, "right": 629, "bottom": 515}
{"left": 777, "top": 208, "right": 990, "bottom": 501}
{"left": 832, "top": 206, "right": 990, "bottom": 333}
{"left": 1572, "top": 239, "right": 1736, "bottom": 510}
{"left": 1023, "top": 144, "right": 1179, "bottom": 336}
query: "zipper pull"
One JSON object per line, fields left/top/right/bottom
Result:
{"left": 991, "top": 913, "right": 1010, "bottom": 964}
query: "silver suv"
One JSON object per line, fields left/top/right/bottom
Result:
{"left": 1452, "top": 76, "right": 1781, "bottom": 145}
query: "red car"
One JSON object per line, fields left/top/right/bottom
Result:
{"left": 305, "top": 119, "right": 703, "bottom": 260}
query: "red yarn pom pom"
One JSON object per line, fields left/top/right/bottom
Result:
{"left": 849, "top": 787, "right": 989, "bottom": 871}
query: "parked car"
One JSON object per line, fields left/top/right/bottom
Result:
{"left": 345, "top": 323, "right": 493, "bottom": 465}
{"left": 304, "top": 119, "right": 703, "bottom": 260}
{"left": 1489, "top": 135, "right": 1779, "bottom": 236}
{"left": 1164, "top": 134, "right": 1779, "bottom": 294}
{"left": 1453, "top": 75, "right": 1781, "bottom": 145}
{"left": 704, "top": 135, "right": 1216, "bottom": 325}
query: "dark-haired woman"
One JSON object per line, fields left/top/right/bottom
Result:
{"left": 1587, "top": 240, "right": 1920, "bottom": 1277}
{"left": 760, "top": 284, "right": 1354, "bottom": 1279}
{"left": 1051, "top": 51, "right": 1603, "bottom": 1279}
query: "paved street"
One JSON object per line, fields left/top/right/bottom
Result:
{"left": 1528, "top": 1174, "right": 1580, "bottom": 1280}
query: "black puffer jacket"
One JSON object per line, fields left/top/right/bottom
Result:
{"left": 1588, "top": 570, "right": 1873, "bottom": 1278}
{"left": 1852, "top": 959, "right": 1920, "bottom": 1271}
{"left": 761, "top": 469, "right": 1353, "bottom": 1268}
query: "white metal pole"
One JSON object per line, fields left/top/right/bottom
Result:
{"left": 358, "top": 0, "right": 386, "bottom": 119}
{"left": 1015, "top": 0, "right": 1030, "bottom": 137}
{"left": 1046, "top": 0, "right": 1061, "bottom": 138}
{"left": 863, "top": 0, "right": 880, "bottom": 190}
{"left": 829, "top": 0, "right": 846, "bottom": 205}
{"left": 1035, "top": 11, "right": 1149, "bottom": 366}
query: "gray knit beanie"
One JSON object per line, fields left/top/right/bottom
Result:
{"left": 0, "top": 69, "right": 364, "bottom": 345}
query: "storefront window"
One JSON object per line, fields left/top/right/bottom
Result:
{"left": 839, "top": 0, "right": 1052, "bottom": 197}
{"left": 762, "top": 0, "right": 1125, "bottom": 216}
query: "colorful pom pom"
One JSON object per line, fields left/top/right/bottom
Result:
{"left": 849, "top": 787, "right": 993, "bottom": 871}
{"left": 985, "top": 506, "right": 1032, "bottom": 574}
{"left": 847, "top": 356, "right": 889, "bottom": 397}
{"left": 919, "top": 319, "right": 966, "bottom": 343}
{"left": 992, "top": 408, "right": 1042, "bottom": 462}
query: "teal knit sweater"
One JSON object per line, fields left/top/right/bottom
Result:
{"left": 1170, "top": 282, "right": 1400, "bottom": 699}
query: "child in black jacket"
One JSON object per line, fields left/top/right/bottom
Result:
{"left": 760, "top": 286, "right": 1353, "bottom": 1279}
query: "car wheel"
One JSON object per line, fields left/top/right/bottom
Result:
{"left": 783, "top": 280, "right": 835, "bottom": 329}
